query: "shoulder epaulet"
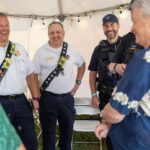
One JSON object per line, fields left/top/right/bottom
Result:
{"left": 98, "top": 40, "right": 109, "bottom": 52}
{"left": 99, "top": 40, "right": 107, "bottom": 46}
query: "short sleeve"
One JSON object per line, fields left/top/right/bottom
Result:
{"left": 32, "top": 49, "right": 42, "bottom": 75}
{"left": 25, "top": 52, "right": 34, "bottom": 75}
{"left": 110, "top": 49, "right": 150, "bottom": 115}
{"left": 88, "top": 45, "right": 100, "bottom": 71}
{"left": 73, "top": 49, "right": 85, "bottom": 67}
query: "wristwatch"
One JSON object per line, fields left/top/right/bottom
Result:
{"left": 91, "top": 92, "right": 97, "bottom": 97}
{"left": 32, "top": 97, "right": 40, "bottom": 101}
{"left": 76, "top": 80, "right": 81, "bottom": 85}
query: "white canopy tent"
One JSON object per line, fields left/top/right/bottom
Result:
{"left": 0, "top": 0, "right": 132, "bottom": 97}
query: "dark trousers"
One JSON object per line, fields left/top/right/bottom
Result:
{"left": 98, "top": 92, "right": 110, "bottom": 110}
{"left": 0, "top": 94, "right": 37, "bottom": 150}
{"left": 39, "top": 91, "right": 75, "bottom": 150}
{"left": 99, "top": 92, "right": 114, "bottom": 150}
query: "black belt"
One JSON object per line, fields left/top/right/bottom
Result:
{"left": 0, "top": 94, "right": 24, "bottom": 99}
{"left": 42, "top": 91, "right": 69, "bottom": 97}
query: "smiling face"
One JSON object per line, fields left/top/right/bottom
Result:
{"left": 131, "top": 8, "right": 150, "bottom": 48}
{"left": 0, "top": 16, "right": 10, "bottom": 45}
{"left": 48, "top": 23, "right": 65, "bottom": 48}
{"left": 103, "top": 22, "right": 120, "bottom": 40}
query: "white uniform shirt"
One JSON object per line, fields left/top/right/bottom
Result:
{"left": 0, "top": 42, "right": 33, "bottom": 95}
{"left": 33, "top": 42, "right": 85, "bottom": 94}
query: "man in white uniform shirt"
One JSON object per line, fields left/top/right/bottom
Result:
{"left": 0, "top": 12, "right": 39, "bottom": 150}
{"left": 33, "top": 21, "right": 85, "bottom": 150}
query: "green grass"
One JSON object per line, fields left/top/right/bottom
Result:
{"left": 35, "top": 115, "right": 108, "bottom": 150}
{"left": 36, "top": 131, "right": 107, "bottom": 150}
{"left": 73, "top": 132, "right": 107, "bottom": 150}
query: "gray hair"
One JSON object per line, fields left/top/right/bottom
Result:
{"left": 129, "top": 0, "right": 150, "bottom": 17}
{"left": 48, "top": 21, "right": 64, "bottom": 29}
{"left": 0, "top": 12, "right": 7, "bottom": 17}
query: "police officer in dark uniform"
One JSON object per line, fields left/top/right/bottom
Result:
{"left": 88, "top": 14, "right": 122, "bottom": 150}
{"left": 108, "top": 32, "right": 143, "bottom": 76}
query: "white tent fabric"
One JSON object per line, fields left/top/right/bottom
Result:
{"left": 0, "top": 0, "right": 130, "bottom": 16}
{"left": 0, "top": 0, "right": 132, "bottom": 97}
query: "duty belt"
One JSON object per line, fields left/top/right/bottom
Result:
{"left": 98, "top": 83, "right": 114, "bottom": 95}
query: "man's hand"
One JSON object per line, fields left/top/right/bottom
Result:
{"left": 32, "top": 100, "right": 39, "bottom": 112}
{"left": 108, "top": 63, "right": 116, "bottom": 74}
{"left": 18, "top": 144, "right": 26, "bottom": 150}
{"left": 115, "top": 63, "right": 126, "bottom": 76}
{"left": 70, "top": 83, "right": 80, "bottom": 96}
{"left": 91, "top": 96, "right": 100, "bottom": 108}
{"left": 95, "top": 122, "right": 110, "bottom": 140}
{"left": 71, "top": 62, "right": 85, "bottom": 96}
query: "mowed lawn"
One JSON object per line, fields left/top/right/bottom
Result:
{"left": 35, "top": 114, "right": 108, "bottom": 150}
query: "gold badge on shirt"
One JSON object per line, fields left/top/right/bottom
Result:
{"left": 15, "top": 50, "right": 21, "bottom": 57}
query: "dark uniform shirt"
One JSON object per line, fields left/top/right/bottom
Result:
{"left": 112, "top": 32, "right": 143, "bottom": 64}
{"left": 88, "top": 37, "right": 122, "bottom": 87}
{"left": 88, "top": 37, "right": 122, "bottom": 110}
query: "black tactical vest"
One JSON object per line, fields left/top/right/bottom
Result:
{"left": 97, "top": 37, "right": 122, "bottom": 87}
{"left": 121, "top": 33, "right": 143, "bottom": 64}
